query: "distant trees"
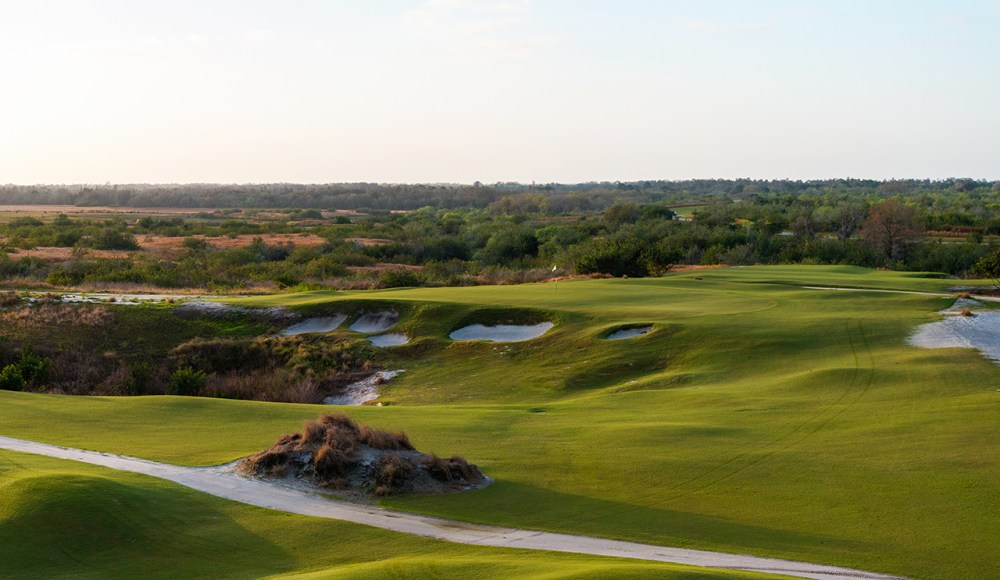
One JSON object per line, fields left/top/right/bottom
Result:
{"left": 833, "top": 202, "right": 867, "bottom": 242}
{"left": 0, "top": 350, "right": 51, "bottom": 391}
{"left": 973, "top": 248, "right": 1000, "bottom": 288}
{"left": 860, "top": 199, "right": 924, "bottom": 262}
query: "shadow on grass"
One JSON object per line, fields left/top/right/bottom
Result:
{"left": 0, "top": 473, "right": 298, "bottom": 579}
{"left": 387, "top": 480, "right": 876, "bottom": 561}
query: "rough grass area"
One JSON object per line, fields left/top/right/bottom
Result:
{"left": 238, "top": 413, "right": 485, "bottom": 497}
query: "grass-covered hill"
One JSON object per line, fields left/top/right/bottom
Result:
{"left": 1, "top": 266, "right": 998, "bottom": 578}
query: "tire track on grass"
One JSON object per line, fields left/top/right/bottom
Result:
{"left": 0, "top": 436, "right": 905, "bottom": 580}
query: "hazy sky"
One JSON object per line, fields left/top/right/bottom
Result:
{"left": 1, "top": 0, "right": 998, "bottom": 184}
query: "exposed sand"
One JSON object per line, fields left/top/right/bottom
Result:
{"left": 0, "top": 435, "right": 906, "bottom": 580}
{"left": 367, "top": 333, "right": 410, "bottom": 347}
{"left": 607, "top": 326, "right": 652, "bottom": 340}
{"left": 281, "top": 315, "right": 348, "bottom": 336}
{"left": 908, "top": 298, "right": 1000, "bottom": 363}
{"left": 349, "top": 311, "right": 399, "bottom": 333}
{"left": 450, "top": 322, "right": 554, "bottom": 343}
{"left": 30, "top": 292, "right": 219, "bottom": 306}
{"left": 323, "top": 370, "right": 402, "bottom": 405}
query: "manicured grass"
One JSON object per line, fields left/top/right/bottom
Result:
{"left": 2, "top": 266, "right": 998, "bottom": 578}
{"left": 1, "top": 451, "right": 757, "bottom": 579}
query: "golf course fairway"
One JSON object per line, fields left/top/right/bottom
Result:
{"left": 1, "top": 266, "right": 997, "bottom": 579}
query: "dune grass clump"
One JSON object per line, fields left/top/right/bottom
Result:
{"left": 419, "top": 454, "right": 478, "bottom": 483}
{"left": 237, "top": 413, "right": 484, "bottom": 497}
{"left": 372, "top": 454, "right": 417, "bottom": 497}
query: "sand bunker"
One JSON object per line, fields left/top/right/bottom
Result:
{"left": 607, "top": 326, "right": 653, "bottom": 340}
{"left": 281, "top": 315, "right": 348, "bottom": 336}
{"left": 367, "top": 333, "right": 410, "bottom": 347}
{"left": 324, "top": 370, "right": 402, "bottom": 405}
{"left": 909, "top": 302, "right": 1000, "bottom": 364}
{"left": 450, "top": 322, "right": 554, "bottom": 343}
{"left": 349, "top": 311, "right": 399, "bottom": 333}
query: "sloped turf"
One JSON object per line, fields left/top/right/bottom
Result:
{"left": 0, "top": 451, "right": 766, "bottom": 580}
{"left": 1, "top": 266, "right": 998, "bottom": 578}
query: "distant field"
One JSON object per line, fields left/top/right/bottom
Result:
{"left": 0, "top": 204, "right": 358, "bottom": 223}
{"left": 1, "top": 266, "right": 998, "bottom": 578}
{"left": 0, "top": 205, "right": 217, "bottom": 221}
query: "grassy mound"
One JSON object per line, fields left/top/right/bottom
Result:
{"left": 237, "top": 414, "right": 486, "bottom": 496}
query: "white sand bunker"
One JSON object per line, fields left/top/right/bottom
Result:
{"left": 349, "top": 311, "right": 399, "bottom": 333}
{"left": 607, "top": 326, "right": 653, "bottom": 340}
{"left": 909, "top": 299, "right": 1000, "bottom": 363}
{"left": 324, "top": 370, "right": 403, "bottom": 405}
{"left": 450, "top": 322, "right": 554, "bottom": 343}
{"left": 281, "top": 314, "right": 348, "bottom": 336}
{"left": 368, "top": 333, "right": 410, "bottom": 347}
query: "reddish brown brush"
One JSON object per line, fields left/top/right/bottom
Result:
{"left": 238, "top": 413, "right": 481, "bottom": 496}
{"left": 420, "top": 453, "right": 478, "bottom": 483}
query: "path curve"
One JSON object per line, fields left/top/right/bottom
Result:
{"left": 0, "top": 436, "right": 905, "bottom": 580}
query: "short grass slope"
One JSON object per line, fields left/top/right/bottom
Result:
{"left": 1, "top": 266, "right": 998, "bottom": 579}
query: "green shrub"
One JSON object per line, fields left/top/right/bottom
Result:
{"left": 378, "top": 269, "right": 424, "bottom": 288}
{"left": 0, "top": 364, "right": 25, "bottom": 391}
{"left": 16, "top": 349, "right": 51, "bottom": 384}
{"left": 169, "top": 366, "right": 207, "bottom": 396}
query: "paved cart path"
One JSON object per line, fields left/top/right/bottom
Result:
{"left": 0, "top": 436, "right": 906, "bottom": 580}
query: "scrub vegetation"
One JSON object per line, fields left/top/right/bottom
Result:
{"left": 4, "top": 178, "right": 1000, "bottom": 293}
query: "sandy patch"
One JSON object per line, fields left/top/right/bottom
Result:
{"left": 138, "top": 233, "right": 327, "bottom": 255}
{"left": 367, "top": 333, "right": 410, "bottom": 347}
{"left": 346, "top": 237, "right": 394, "bottom": 246}
{"left": 607, "top": 326, "right": 653, "bottom": 340}
{"left": 324, "top": 370, "right": 403, "bottom": 405}
{"left": 5, "top": 247, "right": 132, "bottom": 260}
{"left": 0, "top": 205, "right": 213, "bottom": 216}
{"left": 349, "top": 311, "right": 399, "bottom": 333}
{"left": 908, "top": 298, "right": 1000, "bottom": 363}
{"left": 281, "top": 315, "right": 347, "bottom": 336}
{"left": 450, "top": 322, "right": 553, "bottom": 343}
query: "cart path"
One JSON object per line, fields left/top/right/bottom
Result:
{"left": 0, "top": 436, "right": 907, "bottom": 580}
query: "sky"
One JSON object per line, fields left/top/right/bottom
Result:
{"left": 1, "top": 0, "right": 998, "bottom": 184}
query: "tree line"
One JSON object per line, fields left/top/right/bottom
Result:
{"left": 1, "top": 186, "right": 998, "bottom": 291}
